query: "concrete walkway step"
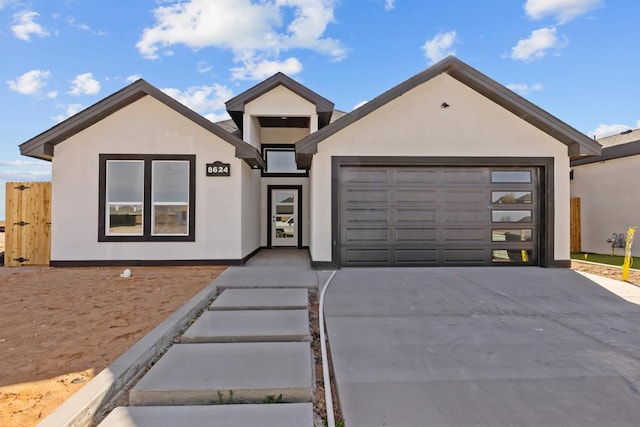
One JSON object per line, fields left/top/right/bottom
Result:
{"left": 99, "top": 403, "right": 314, "bottom": 427}
{"left": 181, "top": 309, "right": 310, "bottom": 343}
{"left": 129, "top": 342, "right": 312, "bottom": 406}
{"left": 214, "top": 266, "right": 319, "bottom": 289}
{"left": 210, "top": 288, "right": 308, "bottom": 311}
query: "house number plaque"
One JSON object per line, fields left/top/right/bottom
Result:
{"left": 206, "top": 161, "right": 230, "bottom": 177}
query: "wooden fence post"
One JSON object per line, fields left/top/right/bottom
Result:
{"left": 570, "top": 197, "right": 581, "bottom": 253}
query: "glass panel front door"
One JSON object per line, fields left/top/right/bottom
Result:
{"left": 271, "top": 189, "right": 298, "bottom": 246}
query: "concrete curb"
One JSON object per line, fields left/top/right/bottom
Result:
{"left": 37, "top": 280, "right": 219, "bottom": 427}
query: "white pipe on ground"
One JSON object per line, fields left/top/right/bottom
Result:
{"left": 319, "top": 270, "right": 337, "bottom": 427}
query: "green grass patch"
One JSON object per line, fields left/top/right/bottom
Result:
{"left": 571, "top": 252, "right": 640, "bottom": 268}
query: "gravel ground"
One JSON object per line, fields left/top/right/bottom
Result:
{"left": 571, "top": 260, "right": 640, "bottom": 286}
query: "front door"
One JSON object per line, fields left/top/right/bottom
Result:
{"left": 271, "top": 189, "right": 298, "bottom": 247}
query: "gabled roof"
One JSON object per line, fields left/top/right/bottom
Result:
{"left": 571, "top": 138, "right": 640, "bottom": 166}
{"left": 19, "top": 79, "right": 264, "bottom": 169}
{"left": 296, "top": 56, "right": 601, "bottom": 168}
{"left": 225, "top": 72, "right": 335, "bottom": 131}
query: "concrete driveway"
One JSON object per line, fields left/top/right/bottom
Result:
{"left": 324, "top": 267, "right": 640, "bottom": 427}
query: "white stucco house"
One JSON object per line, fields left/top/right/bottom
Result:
{"left": 571, "top": 129, "right": 640, "bottom": 256}
{"left": 20, "top": 57, "right": 600, "bottom": 268}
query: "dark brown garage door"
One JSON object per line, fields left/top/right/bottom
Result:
{"left": 339, "top": 166, "right": 539, "bottom": 266}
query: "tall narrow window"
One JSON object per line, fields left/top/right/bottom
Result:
{"left": 106, "top": 160, "right": 144, "bottom": 235}
{"left": 152, "top": 161, "right": 189, "bottom": 236}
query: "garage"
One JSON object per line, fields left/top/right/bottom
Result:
{"left": 337, "top": 161, "right": 543, "bottom": 267}
{"left": 297, "top": 57, "right": 599, "bottom": 269}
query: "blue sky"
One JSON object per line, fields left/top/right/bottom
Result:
{"left": 0, "top": 0, "right": 639, "bottom": 219}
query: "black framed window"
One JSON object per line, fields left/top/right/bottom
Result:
{"left": 99, "top": 154, "right": 196, "bottom": 242}
{"left": 261, "top": 144, "right": 308, "bottom": 176}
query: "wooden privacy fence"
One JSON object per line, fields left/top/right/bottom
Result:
{"left": 570, "top": 197, "right": 581, "bottom": 253}
{"left": 5, "top": 182, "right": 51, "bottom": 266}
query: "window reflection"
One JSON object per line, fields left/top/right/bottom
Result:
{"left": 153, "top": 205, "right": 188, "bottom": 235}
{"left": 265, "top": 149, "right": 306, "bottom": 174}
{"left": 276, "top": 193, "right": 295, "bottom": 204}
{"left": 275, "top": 216, "right": 295, "bottom": 238}
{"left": 152, "top": 161, "right": 190, "bottom": 236}
{"left": 106, "top": 160, "right": 144, "bottom": 235}
{"left": 492, "top": 229, "right": 533, "bottom": 242}
{"left": 492, "top": 191, "right": 532, "bottom": 204}
{"left": 492, "top": 210, "right": 532, "bottom": 223}
{"left": 492, "top": 249, "right": 533, "bottom": 263}
{"left": 109, "top": 204, "right": 143, "bottom": 235}
{"left": 276, "top": 205, "right": 294, "bottom": 215}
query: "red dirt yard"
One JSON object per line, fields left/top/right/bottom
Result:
{"left": 0, "top": 257, "right": 637, "bottom": 427}
{"left": 0, "top": 265, "right": 224, "bottom": 427}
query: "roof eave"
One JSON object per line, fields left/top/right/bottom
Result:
{"left": 19, "top": 81, "right": 149, "bottom": 159}
{"left": 571, "top": 139, "right": 640, "bottom": 166}
{"left": 19, "top": 79, "right": 263, "bottom": 169}
{"left": 236, "top": 145, "right": 265, "bottom": 169}
{"left": 296, "top": 152, "right": 314, "bottom": 169}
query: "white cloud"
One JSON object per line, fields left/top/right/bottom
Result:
{"left": 506, "top": 82, "right": 543, "bottom": 95}
{"left": 525, "top": 0, "right": 603, "bottom": 24}
{"left": 231, "top": 57, "right": 303, "bottom": 80}
{"left": 69, "top": 73, "right": 101, "bottom": 96}
{"left": 0, "top": 160, "right": 50, "bottom": 167}
{"left": 137, "top": 0, "right": 345, "bottom": 80}
{"left": 161, "top": 84, "right": 233, "bottom": 118}
{"left": 352, "top": 100, "right": 368, "bottom": 110}
{"left": 46, "top": 91, "right": 58, "bottom": 99}
{"left": 278, "top": 0, "right": 345, "bottom": 59}
{"left": 0, "top": 158, "right": 52, "bottom": 182}
{"left": 11, "top": 10, "right": 50, "bottom": 41}
{"left": 636, "top": 120, "right": 640, "bottom": 129}
{"left": 64, "top": 16, "right": 107, "bottom": 35}
{"left": 126, "top": 74, "right": 142, "bottom": 83}
{"left": 422, "top": 30, "right": 457, "bottom": 65}
{"left": 7, "top": 69, "right": 51, "bottom": 95}
{"left": 511, "top": 26, "right": 566, "bottom": 62}
{"left": 588, "top": 123, "right": 633, "bottom": 139}
{"left": 53, "top": 103, "right": 84, "bottom": 122}
{"left": 205, "top": 112, "right": 231, "bottom": 123}
{"left": 384, "top": 0, "right": 395, "bottom": 11}
{"left": 66, "top": 16, "right": 90, "bottom": 31}
{"left": 197, "top": 61, "right": 212, "bottom": 73}
{"left": 0, "top": 169, "right": 52, "bottom": 181}
{"left": 137, "top": 0, "right": 276, "bottom": 59}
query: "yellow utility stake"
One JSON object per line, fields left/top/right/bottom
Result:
{"left": 622, "top": 227, "right": 636, "bottom": 282}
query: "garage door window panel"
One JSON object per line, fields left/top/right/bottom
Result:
{"left": 492, "top": 191, "right": 532, "bottom": 204}
{"left": 491, "top": 171, "right": 532, "bottom": 183}
{"left": 492, "top": 210, "right": 532, "bottom": 223}
{"left": 493, "top": 249, "right": 534, "bottom": 264}
{"left": 492, "top": 229, "right": 533, "bottom": 242}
